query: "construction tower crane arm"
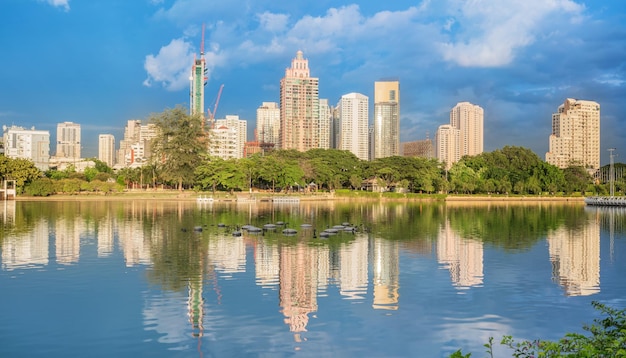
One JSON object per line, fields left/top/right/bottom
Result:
{"left": 208, "top": 84, "right": 224, "bottom": 121}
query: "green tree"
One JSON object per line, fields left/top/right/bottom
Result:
{"left": 0, "top": 156, "right": 42, "bottom": 192}
{"left": 150, "top": 106, "right": 208, "bottom": 190}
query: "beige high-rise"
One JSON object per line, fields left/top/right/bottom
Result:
{"left": 450, "top": 102, "right": 484, "bottom": 157}
{"left": 279, "top": 50, "right": 320, "bottom": 151}
{"left": 56, "top": 121, "right": 81, "bottom": 160}
{"left": 373, "top": 80, "right": 400, "bottom": 159}
{"left": 546, "top": 98, "right": 600, "bottom": 171}
{"left": 435, "top": 124, "right": 460, "bottom": 170}
{"left": 98, "top": 134, "right": 115, "bottom": 167}
{"left": 256, "top": 102, "right": 280, "bottom": 146}
{"left": 338, "top": 93, "right": 369, "bottom": 161}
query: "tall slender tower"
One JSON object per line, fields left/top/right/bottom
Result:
{"left": 373, "top": 80, "right": 400, "bottom": 159}
{"left": 338, "top": 93, "right": 369, "bottom": 160}
{"left": 256, "top": 102, "right": 280, "bottom": 146}
{"left": 435, "top": 124, "right": 460, "bottom": 170}
{"left": 56, "top": 121, "right": 81, "bottom": 159}
{"left": 189, "top": 24, "right": 207, "bottom": 118}
{"left": 546, "top": 98, "right": 600, "bottom": 171}
{"left": 450, "top": 102, "right": 484, "bottom": 157}
{"left": 279, "top": 50, "right": 320, "bottom": 151}
{"left": 98, "top": 134, "right": 115, "bottom": 167}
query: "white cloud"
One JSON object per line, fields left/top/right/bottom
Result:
{"left": 439, "top": 0, "right": 585, "bottom": 67}
{"left": 143, "top": 38, "right": 196, "bottom": 91}
{"left": 257, "top": 12, "right": 289, "bottom": 33}
{"left": 41, "top": 0, "right": 70, "bottom": 11}
{"left": 143, "top": 38, "right": 226, "bottom": 91}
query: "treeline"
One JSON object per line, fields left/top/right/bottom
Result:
{"left": 1, "top": 107, "right": 622, "bottom": 196}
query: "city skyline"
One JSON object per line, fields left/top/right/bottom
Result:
{"left": 1, "top": 1, "right": 625, "bottom": 164}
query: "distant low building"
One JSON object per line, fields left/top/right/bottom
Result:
{"left": 402, "top": 139, "right": 433, "bottom": 159}
{"left": 2, "top": 125, "right": 50, "bottom": 171}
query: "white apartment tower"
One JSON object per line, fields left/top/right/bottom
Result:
{"left": 450, "top": 102, "right": 484, "bottom": 157}
{"left": 210, "top": 115, "right": 247, "bottom": 159}
{"left": 435, "top": 124, "right": 460, "bottom": 170}
{"left": 373, "top": 80, "right": 400, "bottom": 159}
{"left": 98, "top": 134, "right": 115, "bottom": 167}
{"left": 2, "top": 125, "right": 50, "bottom": 171}
{"left": 318, "top": 98, "right": 331, "bottom": 149}
{"left": 546, "top": 98, "right": 600, "bottom": 171}
{"left": 338, "top": 93, "right": 369, "bottom": 161}
{"left": 256, "top": 102, "right": 280, "bottom": 146}
{"left": 279, "top": 50, "right": 320, "bottom": 151}
{"left": 56, "top": 121, "right": 81, "bottom": 160}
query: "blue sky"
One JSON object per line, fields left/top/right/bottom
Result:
{"left": 1, "top": 0, "right": 625, "bottom": 164}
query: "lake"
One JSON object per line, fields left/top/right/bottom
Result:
{"left": 1, "top": 199, "right": 625, "bottom": 357}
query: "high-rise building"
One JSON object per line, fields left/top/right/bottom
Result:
{"left": 189, "top": 28, "right": 207, "bottom": 118}
{"left": 279, "top": 50, "right": 320, "bottom": 151}
{"left": 56, "top": 122, "right": 81, "bottom": 160}
{"left": 435, "top": 124, "right": 460, "bottom": 170}
{"left": 338, "top": 93, "right": 369, "bottom": 161}
{"left": 318, "top": 98, "right": 331, "bottom": 149}
{"left": 373, "top": 80, "right": 400, "bottom": 159}
{"left": 98, "top": 134, "right": 115, "bottom": 167}
{"left": 2, "top": 125, "right": 50, "bottom": 171}
{"left": 450, "top": 102, "right": 484, "bottom": 157}
{"left": 256, "top": 102, "right": 280, "bottom": 146}
{"left": 546, "top": 98, "right": 600, "bottom": 171}
{"left": 435, "top": 102, "right": 484, "bottom": 169}
{"left": 117, "top": 120, "right": 157, "bottom": 168}
{"left": 209, "top": 115, "right": 247, "bottom": 159}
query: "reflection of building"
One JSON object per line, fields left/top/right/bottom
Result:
{"left": 279, "top": 243, "right": 319, "bottom": 335}
{"left": 370, "top": 237, "right": 400, "bottom": 310}
{"left": 547, "top": 221, "right": 600, "bottom": 296}
{"left": 118, "top": 220, "right": 151, "bottom": 266}
{"left": 207, "top": 234, "right": 246, "bottom": 274}
{"left": 55, "top": 218, "right": 81, "bottom": 265}
{"left": 255, "top": 240, "right": 280, "bottom": 288}
{"left": 97, "top": 214, "right": 115, "bottom": 257}
{"left": 1, "top": 219, "right": 49, "bottom": 270}
{"left": 339, "top": 235, "right": 369, "bottom": 299}
{"left": 437, "top": 221, "right": 484, "bottom": 289}
{"left": 188, "top": 275, "right": 205, "bottom": 337}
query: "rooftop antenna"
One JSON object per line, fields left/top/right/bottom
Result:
{"left": 200, "top": 23, "right": 205, "bottom": 57}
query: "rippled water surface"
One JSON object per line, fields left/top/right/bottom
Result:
{"left": 1, "top": 200, "right": 625, "bottom": 357}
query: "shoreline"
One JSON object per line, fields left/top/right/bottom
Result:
{"left": 11, "top": 191, "right": 586, "bottom": 203}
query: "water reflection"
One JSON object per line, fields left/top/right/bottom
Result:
{"left": 1, "top": 200, "right": 623, "bottom": 353}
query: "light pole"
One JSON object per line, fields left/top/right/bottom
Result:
{"left": 609, "top": 148, "right": 616, "bottom": 197}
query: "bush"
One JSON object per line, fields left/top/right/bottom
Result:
{"left": 25, "top": 178, "right": 56, "bottom": 196}
{"left": 452, "top": 301, "right": 626, "bottom": 357}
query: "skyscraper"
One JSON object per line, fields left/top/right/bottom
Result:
{"left": 546, "top": 98, "right": 600, "bottom": 171}
{"left": 338, "top": 93, "right": 369, "bottom": 161}
{"left": 450, "top": 102, "right": 484, "bottom": 157}
{"left": 318, "top": 98, "right": 331, "bottom": 149}
{"left": 279, "top": 50, "right": 320, "bottom": 151}
{"left": 436, "top": 102, "right": 484, "bottom": 169}
{"left": 435, "top": 124, "right": 460, "bottom": 170}
{"left": 256, "top": 102, "right": 280, "bottom": 146}
{"left": 98, "top": 134, "right": 115, "bottom": 167}
{"left": 189, "top": 26, "right": 207, "bottom": 118}
{"left": 56, "top": 121, "right": 81, "bottom": 160}
{"left": 373, "top": 80, "right": 400, "bottom": 159}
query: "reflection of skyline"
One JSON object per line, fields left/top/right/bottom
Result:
{"left": 437, "top": 220, "right": 484, "bottom": 289}
{"left": 1, "top": 200, "right": 617, "bottom": 347}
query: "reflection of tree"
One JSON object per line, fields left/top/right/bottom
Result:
{"left": 446, "top": 204, "right": 585, "bottom": 250}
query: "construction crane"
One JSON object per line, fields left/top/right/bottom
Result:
{"left": 207, "top": 84, "right": 224, "bottom": 126}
